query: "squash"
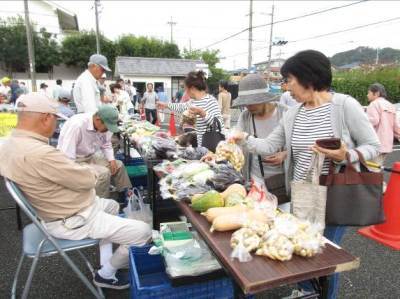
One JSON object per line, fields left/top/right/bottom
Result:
{"left": 220, "top": 184, "right": 247, "bottom": 200}
{"left": 191, "top": 193, "right": 204, "bottom": 204}
{"left": 191, "top": 190, "right": 224, "bottom": 212}
{"left": 210, "top": 210, "right": 269, "bottom": 232}
{"left": 201, "top": 205, "right": 249, "bottom": 223}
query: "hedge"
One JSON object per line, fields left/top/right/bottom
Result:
{"left": 332, "top": 67, "right": 400, "bottom": 106}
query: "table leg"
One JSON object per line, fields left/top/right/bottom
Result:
{"left": 319, "top": 276, "right": 329, "bottom": 299}
{"left": 152, "top": 169, "right": 158, "bottom": 229}
{"left": 233, "top": 280, "right": 246, "bottom": 299}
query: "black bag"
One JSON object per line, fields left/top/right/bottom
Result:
{"left": 320, "top": 150, "right": 385, "bottom": 226}
{"left": 202, "top": 117, "right": 225, "bottom": 152}
{"left": 251, "top": 116, "right": 289, "bottom": 205}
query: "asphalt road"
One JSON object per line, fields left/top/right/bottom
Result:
{"left": 0, "top": 148, "right": 399, "bottom": 299}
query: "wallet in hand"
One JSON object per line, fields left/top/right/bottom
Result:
{"left": 316, "top": 138, "right": 341, "bottom": 150}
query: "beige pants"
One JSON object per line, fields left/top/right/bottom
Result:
{"left": 45, "top": 197, "right": 151, "bottom": 269}
{"left": 222, "top": 114, "right": 231, "bottom": 129}
{"left": 77, "top": 153, "right": 132, "bottom": 198}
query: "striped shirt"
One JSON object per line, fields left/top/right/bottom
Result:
{"left": 168, "top": 94, "right": 224, "bottom": 146}
{"left": 291, "top": 103, "right": 334, "bottom": 181}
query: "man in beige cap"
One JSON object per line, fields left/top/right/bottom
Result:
{"left": 0, "top": 93, "right": 151, "bottom": 290}
{"left": 73, "top": 54, "right": 111, "bottom": 113}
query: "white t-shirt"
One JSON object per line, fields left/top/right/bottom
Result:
{"left": 280, "top": 91, "right": 298, "bottom": 107}
{"left": 73, "top": 70, "right": 101, "bottom": 113}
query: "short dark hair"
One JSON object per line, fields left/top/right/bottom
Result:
{"left": 280, "top": 50, "right": 332, "bottom": 91}
{"left": 184, "top": 70, "right": 207, "bottom": 91}
{"left": 368, "top": 83, "right": 387, "bottom": 98}
{"left": 56, "top": 79, "right": 62, "bottom": 85}
{"left": 110, "top": 83, "right": 121, "bottom": 93}
{"left": 219, "top": 80, "right": 229, "bottom": 90}
{"left": 116, "top": 78, "right": 124, "bottom": 84}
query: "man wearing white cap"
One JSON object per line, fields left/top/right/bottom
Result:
{"left": 0, "top": 92, "right": 151, "bottom": 290}
{"left": 73, "top": 54, "right": 111, "bottom": 113}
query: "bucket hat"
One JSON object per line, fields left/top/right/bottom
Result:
{"left": 232, "top": 74, "right": 280, "bottom": 107}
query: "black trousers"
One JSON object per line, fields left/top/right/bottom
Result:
{"left": 145, "top": 108, "right": 157, "bottom": 124}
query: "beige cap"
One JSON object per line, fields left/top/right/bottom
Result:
{"left": 17, "top": 92, "right": 66, "bottom": 119}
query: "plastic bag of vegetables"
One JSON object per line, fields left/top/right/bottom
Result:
{"left": 207, "top": 162, "right": 244, "bottom": 192}
{"left": 230, "top": 227, "right": 261, "bottom": 263}
{"left": 215, "top": 141, "right": 245, "bottom": 171}
{"left": 256, "top": 229, "right": 294, "bottom": 261}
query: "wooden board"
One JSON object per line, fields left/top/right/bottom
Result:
{"left": 178, "top": 201, "right": 360, "bottom": 295}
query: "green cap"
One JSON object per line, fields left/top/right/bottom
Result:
{"left": 97, "top": 104, "right": 120, "bottom": 133}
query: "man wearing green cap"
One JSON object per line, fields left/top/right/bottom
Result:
{"left": 57, "top": 104, "right": 132, "bottom": 199}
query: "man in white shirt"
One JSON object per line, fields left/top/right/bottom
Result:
{"left": 52, "top": 79, "right": 63, "bottom": 100}
{"left": 57, "top": 104, "right": 132, "bottom": 199}
{"left": 73, "top": 54, "right": 111, "bottom": 113}
{"left": 141, "top": 83, "right": 159, "bottom": 124}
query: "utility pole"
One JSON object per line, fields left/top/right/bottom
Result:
{"left": 24, "top": 0, "right": 36, "bottom": 92}
{"left": 247, "top": 0, "right": 253, "bottom": 71}
{"left": 94, "top": 0, "right": 100, "bottom": 54}
{"left": 375, "top": 47, "right": 379, "bottom": 65}
{"left": 189, "top": 38, "right": 192, "bottom": 52}
{"left": 167, "top": 17, "right": 177, "bottom": 43}
{"left": 267, "top": 4, "right": 275, "bottom": 84}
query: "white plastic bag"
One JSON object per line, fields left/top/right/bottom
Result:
{"left": 123, "top": 188, "right": 153, "bottom": 226}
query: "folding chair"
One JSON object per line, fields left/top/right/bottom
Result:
{"left": 4, "top": 178, "right": 104, "bottom": 299}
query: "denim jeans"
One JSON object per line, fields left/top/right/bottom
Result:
{"left": 145, "top": 108, "right": 157, "bottom": 124}
{"left": 298, "top": 225, "right": 347, "bottom": 299}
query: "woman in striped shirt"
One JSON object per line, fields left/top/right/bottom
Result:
{"left": 230, "top": 50, "right": 380, "bottom": 299}
{"left": 158, "top": 71, "right": 224, "bottom": 147}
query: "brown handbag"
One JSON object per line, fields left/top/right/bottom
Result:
{"left": 320, "top": 150, "right": 385, "bottom": 226}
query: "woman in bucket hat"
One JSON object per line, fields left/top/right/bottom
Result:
{"left": 233, "top": 73, "right": 289, "bottom": 204}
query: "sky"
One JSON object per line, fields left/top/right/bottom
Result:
{"left": 4, "top": 0, "right": 400, "bottom": 70}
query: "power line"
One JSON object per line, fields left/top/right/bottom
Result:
{"left": 224, "top": 16, "right": 400, "bottom": 59}
{"left": 198, "top": 0, "right": 368, "bottom": 50}
{"left": 252, "top": 0, "right": 368, "bottom": 30}
{"left": 289, "top": 16, "right": 400, "bottom": 43}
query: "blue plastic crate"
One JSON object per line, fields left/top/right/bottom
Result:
{"left": 125, "top": 157, "right": 145, "bottom": 166}
{"left": 129, "top": 245, "right": 238, "bottom": 299}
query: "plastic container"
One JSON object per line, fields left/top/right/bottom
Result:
{"left": 129, "top": 245, "right": 238, "bottom": 299}
{"left": 126, "top": 165, "right": 148, "bottom": 177}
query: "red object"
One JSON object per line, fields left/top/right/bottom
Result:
{"left": 168, "top": 112, "right": 176, "bottom": 136}
{"left": 140, "top": 108, "right": 145, "bottom": 121}
{"left": 155, "top": 111, "right": 160, "bottom": 127}
{"left": 358, "top": 162, "right": 400, "bottom": 250}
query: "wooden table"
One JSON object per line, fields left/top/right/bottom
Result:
{"left": 178, "top": 201, "right": 360, "bottom": 297}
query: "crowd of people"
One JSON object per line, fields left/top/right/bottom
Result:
{"left": 0, "top": 50, "right": 399, "bottom": 298}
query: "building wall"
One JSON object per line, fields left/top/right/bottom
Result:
{"left": 0, "top": 1, "right": 65, "bottom": 38}
{"left": 0, "top": 64, "right": 84, "bottom": 95}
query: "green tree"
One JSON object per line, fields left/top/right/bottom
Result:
{"left": 0, "top": 16, "right": 60, "bottom": 74}
{"left": 115, "top": 34, "right": 180, "bottom": 58}
{"left": 332, "top": 67, "right": 400, "bottom": 105}
{"left": 34, "top": 28, "right": 62, "bottom": 73}
{"left": 61, "top": 31, "right": 116, "bottom": 72}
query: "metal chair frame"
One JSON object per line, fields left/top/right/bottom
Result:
{"left": 5, "top": 178, "right": 105, "bottom": 299}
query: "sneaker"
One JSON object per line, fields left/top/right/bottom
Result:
{"left": 93, "top": 270, "right": 130, "bottom": 290}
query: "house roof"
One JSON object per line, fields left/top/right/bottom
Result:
{"left": 115, "top": 57, "right": 208, "bottom": 77}
{"left": 254, "top": 58, "right": 286, "bottom": 66}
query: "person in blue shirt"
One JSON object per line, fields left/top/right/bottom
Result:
{"left": 57, "top": 88, "right": 75, "bottom": 118}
